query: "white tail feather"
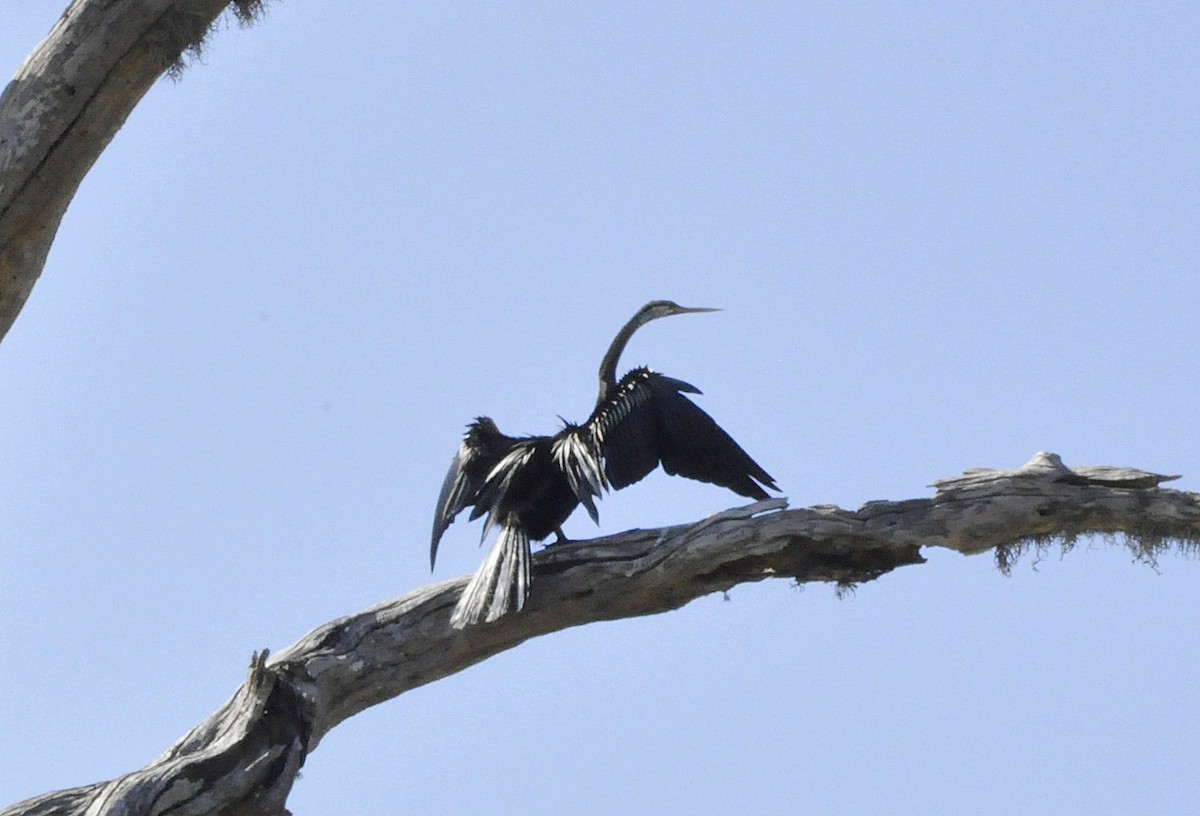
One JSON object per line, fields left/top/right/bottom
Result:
{"left": 450, "top": 524, "right": 531, "bottom": 628}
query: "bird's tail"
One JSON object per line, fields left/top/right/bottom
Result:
{"left": 450, "top": 524, "right": 531, "bottom": 629}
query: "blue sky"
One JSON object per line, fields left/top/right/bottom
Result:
{"left": 1, "top": 3, "right": 1197, "bottom": 813}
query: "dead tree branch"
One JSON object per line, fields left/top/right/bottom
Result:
{"left": 4, "top": 452, "right": 1197, "bottom": 816}
{"left": 0, "top": 0, "right": 262, "bottom": 344}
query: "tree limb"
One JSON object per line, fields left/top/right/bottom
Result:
{"left": 0, "top": 0, "right": 262, "bottom": 344}
{"left": 4, "top": 452, "right": 1197, "bottom": 816}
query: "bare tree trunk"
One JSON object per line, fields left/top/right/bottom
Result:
{"left": 0, "top": 0, "right": 261, "bottom": 344}
{"left": 3, "top": 452, "right": 1196, "bottom": 816}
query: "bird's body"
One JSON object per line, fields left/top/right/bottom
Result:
{"left": 432, "top": 301, "right": 777, "bottom": 628}
{"left": 470, "top": 430, "right": 583, "bottom": 541}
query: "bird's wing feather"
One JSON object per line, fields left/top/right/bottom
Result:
{"left": 550, "top": 427, "right": 604, "bottom": 523}
{"left": 473, "top": 443, "right": 537, "bottom": 542}
{"left": 430, "top": 420, "right": 514, "bottom": 569}
{"left": 650, "top": 374, "right": 777, "bottom": 498}
{"left": 592, "top": 369, "right": 777, "bottom": 498}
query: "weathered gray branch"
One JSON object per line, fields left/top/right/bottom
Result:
{"left": 0, "top": 0, "right": 261, "bottom": 344}
{"left": 5, "top": 452, "right": 1197, "bottom": 816}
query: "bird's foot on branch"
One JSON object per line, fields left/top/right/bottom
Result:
{"left": 543, "top": 527, "right": 572, "bottom": 547}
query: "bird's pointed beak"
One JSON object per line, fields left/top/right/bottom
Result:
{"left": 676, "top": 305, "right": 721, "bottom": 315}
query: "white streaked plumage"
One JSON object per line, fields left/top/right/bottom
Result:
{"left": 551, "top": 428, "right": 604, "bottom": 521}
{"left": 478, "top": 444, "right": 536, "bottom": 542}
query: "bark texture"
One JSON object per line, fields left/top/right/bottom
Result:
{"left": 4, "top": 452, "right": 1197, "bottom": 816}
{"left": 0, "top": 0, "right": 260, "bottom": 343}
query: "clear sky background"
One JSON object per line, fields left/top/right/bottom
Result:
{"left": 1, "top": 3, "right": 1197, "bottom": 814}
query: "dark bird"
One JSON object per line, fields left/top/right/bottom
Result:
{"left": 431, "top": 300, "right": 778, "bottom": 628}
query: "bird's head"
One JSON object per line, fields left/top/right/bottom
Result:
{"left": 634, "top": 300, "right": 721, "bottom": 327}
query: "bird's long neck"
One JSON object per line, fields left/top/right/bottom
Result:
{"left": 596, "top": 313, "right": 646, "bottom": 406}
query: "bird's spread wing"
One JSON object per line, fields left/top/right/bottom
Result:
{"left": 430, "top": 419, "right": 515, "bottom": 569}
{"left": 590, "top": 368, "right": 778, "bottom": 499}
